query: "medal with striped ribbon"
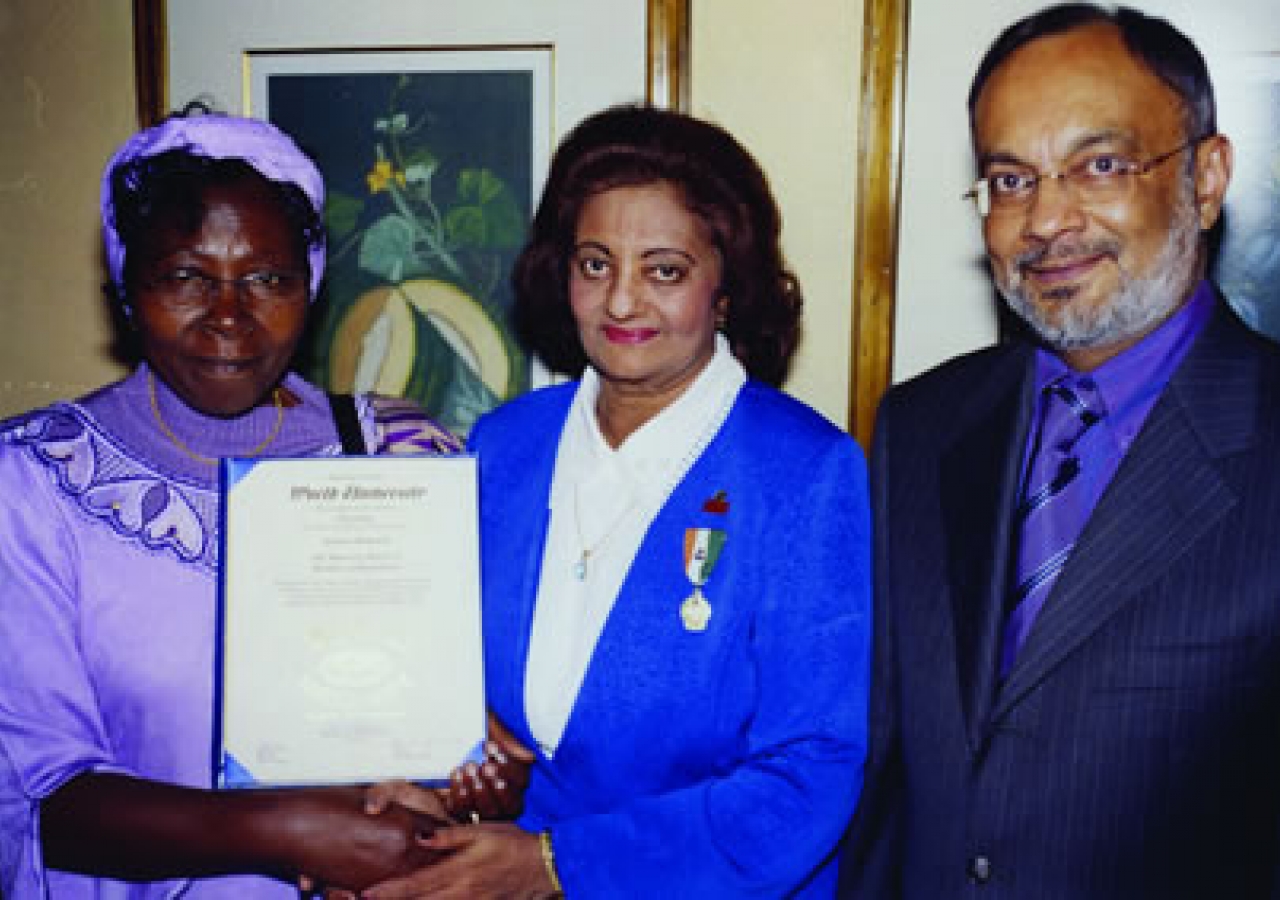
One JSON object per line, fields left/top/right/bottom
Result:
{"left": 681, "top": 528, "right": 725, "bottom": 632}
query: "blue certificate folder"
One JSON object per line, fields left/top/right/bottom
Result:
{"left": 216, "top": 454, "right": 486, "bottom": 788}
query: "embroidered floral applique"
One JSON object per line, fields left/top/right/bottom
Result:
{"left": 6, "top": 407, "right": 217, "bottom": 571}
{"left": 83, "top": 477, "right": 205, "bottom": 562}
{"left": 3, "top": 398, "right": 452, "bottom": 573}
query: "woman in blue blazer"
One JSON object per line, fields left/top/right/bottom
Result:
{"left": 362, "top": 104, "right": 871, "bottom": 899}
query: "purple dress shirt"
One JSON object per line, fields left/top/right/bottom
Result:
{"left": 1011, "top": 281, "right": 1216, "bottom": 647}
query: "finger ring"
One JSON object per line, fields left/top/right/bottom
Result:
{"left": 469, "top": 811, "right": 481, "bottom": 825}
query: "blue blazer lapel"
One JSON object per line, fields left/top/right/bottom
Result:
{"left": 476, "top": 394, "right": 567, "bottom": 742}
{"left": 553, "top": 423, "right": 734, "bottom": 755}
{"left": 939, "top": 351, "right": 1034, "bottom": 751}
{"left": 995, "top": 303, "right": 1256, "bottom": 718}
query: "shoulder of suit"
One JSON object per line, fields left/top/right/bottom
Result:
{"left": 1219, "top": 306, "right": 1280, "bottom": 366}
{"left": 729, "top": 381, "right": 862, "bottom": 461}
{"left": 734, "top": 379, "right": 841, "bottom": 429}
{"left": 871, "top": 344, "right": 1032, "bottom": 456}
{"left": 882, "top": 344, "right": 1027, "bottom": 409}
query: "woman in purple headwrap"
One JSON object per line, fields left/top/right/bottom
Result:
{"left": 0, "top": 110, "right": 496, "bottom": 897}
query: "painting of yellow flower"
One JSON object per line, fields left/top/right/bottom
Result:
{"left": 267, "top": 59, "right": 547, "bottom": 434}
{"left": 365, "top": 159, "right": 406, "bottom": 194}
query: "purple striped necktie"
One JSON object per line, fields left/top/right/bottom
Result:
{"left": 1000, "top": 376, "right": 1104, "bottom": 675}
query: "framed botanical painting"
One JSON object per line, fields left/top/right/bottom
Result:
{"left": 133, "top": 0, "right": 688, "bottom": 433}
{"left": 248, "top": 50, "right": 549, "bottom": 433}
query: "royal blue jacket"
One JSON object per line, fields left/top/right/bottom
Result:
{"left": 469, "top": 380, "right": 871, "bottom": 898}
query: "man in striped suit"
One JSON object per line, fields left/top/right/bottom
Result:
{"left": 842, "top": 4, "right": 1280, "bottom": 898}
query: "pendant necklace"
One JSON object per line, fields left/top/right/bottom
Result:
{"left": 571, "top": 482, "right": 639, "bottom": 581}
{"left": 567, "top": 364, "right": 739, "bottom": 583}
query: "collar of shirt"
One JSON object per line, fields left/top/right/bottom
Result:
{"left": 552, "top": 332, "right": 747, "bottom": 513}
{"left": 1032, "top": 279, "right": 1215, "bottom": 455}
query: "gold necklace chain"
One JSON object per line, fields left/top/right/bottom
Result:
{"left": 148, "top": 370, "right": 284, "bottom": 466}
{"left": 572, "top": 483, "right": 639, "bottom": 581}
{"left": 570, "top": 378, "right": 740, "bottom": 581}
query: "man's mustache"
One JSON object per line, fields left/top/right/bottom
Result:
{"left": 1013, "top": 238, "right": 1122, "bottom": 271}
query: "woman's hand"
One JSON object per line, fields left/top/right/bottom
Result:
{"left": 360, "top": 823, "right": 556, "bottom": 900}
{"left": 446, "top": 713, "right": 535, "bottom": 821}
{"left": 299, "top": 714, "right": 540, "bottom": 893}
{"left": 359, "top": 713, "right": 536, "bottom": 826}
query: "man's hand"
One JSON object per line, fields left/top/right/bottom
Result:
{"left": 361, "top": 823, "right": 557, "bottom": 900}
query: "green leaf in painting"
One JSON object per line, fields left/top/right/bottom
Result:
{"left": 325, "top": 191, "right": 364, "bottom": 240}
{"left": 457, "top": 168, "right": 504, "bottom": 205}
{"left": 359, "top": 214, "right": 433, "bottom": 282}
{"left": 444, "top": 206, "right": 486, "bottom": 249}
{"left": 447, "top": 168, "right": 524, "bottom": 249}
{"left": 481, "top": 190, "right": 525, "bottom": 248}
{"left": 402, "top": 148, "right": 440, "bottom": 202}
{"left": 403, "top": 147, "right": 439, "bottom": 174}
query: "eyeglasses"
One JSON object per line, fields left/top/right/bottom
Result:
{"left": 141, "top": 267, "right": 307, "bottom": 307}
{"left": 963, "top": 136, "right": 1208, "bottom": 217}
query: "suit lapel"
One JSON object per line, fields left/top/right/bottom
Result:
{"left": 995, "top": 303, "right": 1256, "bottom": 718}
{"left": 551, "top": 401, "right": 737, "bottom": 758}
{"left": 939, "top": 349, "right": 1035, "bottom": 751}
{"left": 482, "top": 397, "right": 566, "bottom": 742}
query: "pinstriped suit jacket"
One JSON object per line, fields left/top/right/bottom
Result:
{"left": 842, "top": 299, "right": 1280, "bottom": 899}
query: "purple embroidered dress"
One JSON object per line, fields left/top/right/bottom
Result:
{"left": 0, "top": 365, "right": 457, "bottom": 898}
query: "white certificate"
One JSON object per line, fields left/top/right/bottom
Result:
{"left": 216, "top": 454, "right": 484, "bottom": 788}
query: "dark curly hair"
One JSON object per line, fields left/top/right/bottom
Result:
{"left": 513, "top": 103, "right": 802, "bottom": 387}
{"left": 110, "top": 150, "right": 323, "bottom": 297}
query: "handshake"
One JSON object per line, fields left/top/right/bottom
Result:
{"left": 296, "top": 715, "right": 539, "bottom": 899}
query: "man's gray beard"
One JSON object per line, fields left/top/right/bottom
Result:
{"left": 995, "top": 192, "right": 1202, "bottom": 351}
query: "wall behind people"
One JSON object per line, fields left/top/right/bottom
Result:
{"left": 893, "top": 0, "right": 1280, "bottom": 382}
{"left": 0, "top": 0, "right": 137, "bottom": 417}
{"left": 692, "top": 0, "right": 861, "bottom": 427}
{"left": 0, "top": 0, "right": 866, "bottom": 427}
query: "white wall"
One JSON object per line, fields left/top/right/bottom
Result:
{"left": 0, "top": 0, "right": 135, "bottom": 417}
{"left": 692, "top": 0, "right": 863, "bottom": 427}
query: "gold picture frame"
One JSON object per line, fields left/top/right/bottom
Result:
{"left": 132, "top": 0, "right": 689, "bottom": 126}
{"left": 849, "top": 0, "right": 907, "bottom": 447}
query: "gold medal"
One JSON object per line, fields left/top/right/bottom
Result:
{"left": 681, "top": 525, "right": 725, "bottom": 634}
{"left": 680, "top": 588, "right": 712, "bottom": 632}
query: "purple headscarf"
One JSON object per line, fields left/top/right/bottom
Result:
{"left": 101, "top": 113, "right": 327, "bottom": 300}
